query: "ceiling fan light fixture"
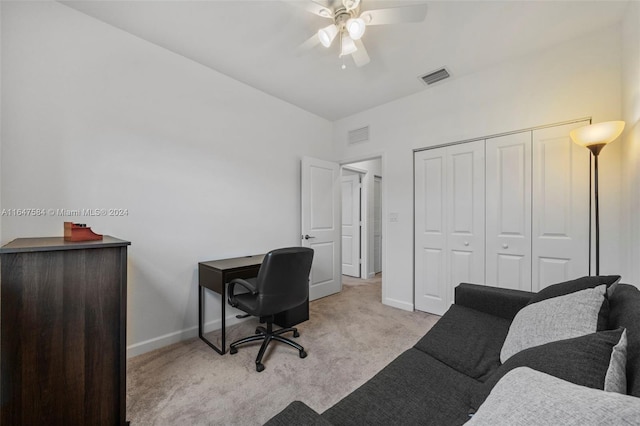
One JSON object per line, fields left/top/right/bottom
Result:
{"left": 340, "top": 33, "right": 358, "bottom": 56}
{"left": 318, "top": 24, "right": 339, "bottom": 48}
{"left": 346, "top": 18, "right": 366, "bottom": 40}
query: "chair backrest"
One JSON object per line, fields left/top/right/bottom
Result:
{"left": 254, "top": 247, "right": 314, "bottom": 316}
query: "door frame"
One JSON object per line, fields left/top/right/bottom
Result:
{"left": 340, "top": 169, "right": 363, "bottom": 277}
{"left": 340, "top": 154, "right": 386, "bottom": 295}
{"left": 340, "top": 164, "right": 369, "bottom": 278}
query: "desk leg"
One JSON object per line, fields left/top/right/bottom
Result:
{"left": 198, "top": 285, "right": 226, "bottom": 355}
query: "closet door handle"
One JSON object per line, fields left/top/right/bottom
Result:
{"left": 502, "top": 243, "right": 509, "bottom": 249}
{"left": 464, "top": 241, "right": 469, "bottom": 246}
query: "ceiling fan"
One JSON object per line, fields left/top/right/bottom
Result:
{"left": 289, "top": 0, "right": 428, "bottom": 68}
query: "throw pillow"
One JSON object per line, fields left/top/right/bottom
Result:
{"left": 500, "top": 285, "right": 606, "bottom": 363}
{"left": 472, "top": 328, "right": 627, "bottom": 409}
{"left": 467, "top": 368, "right": 640, "bottom": 426}
{"left": 605, "top": 329, "right": 628, "bottom": 394}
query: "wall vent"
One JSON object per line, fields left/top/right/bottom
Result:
{"left": 348, "top": 126, "right": 370, "bottom": 144}
{"left": 419, "top": 67, "right": 450, "bottom": 86}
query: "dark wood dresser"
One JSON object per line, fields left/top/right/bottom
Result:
{"left": 0, "top": 236, "right": 130, "bottom": 425}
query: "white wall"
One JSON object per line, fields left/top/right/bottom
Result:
{"left": 622, "top": 0, "right": 640, "bottom": 287}
{"left": 333, "top": 26, "right": 624, "bottom": 310}
{"left": 1, "top": 1, "right": 332, "bottom": 356}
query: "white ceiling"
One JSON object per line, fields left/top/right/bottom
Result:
{"left": 61, "top": 0, "right": 628, "bottom": 121}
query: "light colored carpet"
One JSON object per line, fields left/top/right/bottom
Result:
{"left": 126, "top": 275, "right": 439, "bottom": 425}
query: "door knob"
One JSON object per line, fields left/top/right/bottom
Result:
{"left": 464, "top": 241, "right": 469, "bottom": 246}
{"left": 502, "top": 243, "right": 509, "bottom": 249}
{"left": 303, "top": 234, "right": 316, "bottom": 240}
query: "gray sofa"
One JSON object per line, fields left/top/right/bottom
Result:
{"left": 266, "top": 278, "right": 640, "bottom": 425}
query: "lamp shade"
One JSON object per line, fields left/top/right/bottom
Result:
{"left": 570, "top": 121, "right": 625, "bottom": 148}
{"left": 318, "top": 24, "right": 339, "bottom": 48}
{"left": 340, "top": 33, "right": 357, "bottom": 56}
{"left": 346, "top": 18, "right": 366, "bottom": 40}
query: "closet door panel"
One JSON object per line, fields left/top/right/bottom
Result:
{"left": 415, "top": 141, "right": 484, "bottom": 315}
{"left": 415, "top": 149, "right": 448, "bottom": 315}
{"left": 486, "top": 132, "right": 532, "bottom": 291}
{"left": 447, "top": 141, "right": 485, "bottom": 297}
{"left": 532, "top": 122, "right": 590, "bottom": 291}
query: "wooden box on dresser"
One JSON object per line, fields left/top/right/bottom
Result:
{"left": 0, "top": 236, "right": 130, "bottom": 425}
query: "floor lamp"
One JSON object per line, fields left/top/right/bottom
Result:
{"left": 570, "top": 121, "right": 625, "bottom": 276}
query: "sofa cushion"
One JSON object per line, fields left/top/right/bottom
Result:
{"left": 414, "top": 304, "right": 511, "bottom": 381}
{"left": 264, "top": 401, "right": 332, "bottom": 426}
{"left": 467, "top": 368, "right": 640, "bottom": 426}
{"left": 322, "top": 348, "right": 481, "bottom": 426}
{"left": 472, "top": 328, "right": 627, "bottom": 409}
{"left": 500, "top": 285, "right": 607, "bottom": 363}
{"left": 608, "top": 283, "right": 640, "bottom": 397}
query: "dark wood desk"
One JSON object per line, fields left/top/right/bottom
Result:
{"left": 198, "top": 255, "right": 265, "bottom": 355}
{"left": 198, "top": 254, "right": 309, "bottom": 355}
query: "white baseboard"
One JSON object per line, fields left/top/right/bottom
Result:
{"left": 126, "top": 314, "right": 251, "bottom": 358}
{"left": 383, "top": 297, "right": 414, "bottom": 312}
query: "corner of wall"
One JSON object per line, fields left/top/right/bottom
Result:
{"left": 621, "top": 0, "right": 640, "bottom": 286}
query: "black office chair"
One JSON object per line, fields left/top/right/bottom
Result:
{"left": 227, "top": 247, "right": 314, "bottom": 372}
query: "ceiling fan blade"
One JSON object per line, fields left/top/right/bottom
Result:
{"left": 352, "top": 39, "right": 371, "bottom": 67}
{"left": 295, "top": 33, "right": 321, "bottom": 55}
{"left": 360, "top": 4, "right": 428, "bottom": 26}
{"left": 281, "top": 0, "right": 333, "bottom": 19}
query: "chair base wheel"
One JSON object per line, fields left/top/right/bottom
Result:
{"left": 293, "top": 330, "right": 300, "bottom": 338}
{"left": 229, "top": 347, "right": 237, "bottom": 355}
{"left": 300, "top": 350, "right": 307, "bottom": 359}
{"left": 256, "top": 363, "right": 265, "bottom": 372}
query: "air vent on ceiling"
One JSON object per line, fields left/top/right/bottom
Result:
{"left": 419, "top": 68, "right": 450, "bottom": 86}
{"left": 348, "top": 126, "right": 370, "bottom": 145}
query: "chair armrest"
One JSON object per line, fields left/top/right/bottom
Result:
{"left": 454, "top": 283, "right": 533, "bottom": 321}
{"left": 264, "top": 401, "right": 332, "bottom": 426}
{"left": 227, "top": 278, "right": 258, "bottom": 307}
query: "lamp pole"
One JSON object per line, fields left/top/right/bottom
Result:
{"left": 587, "top": 143, "right": 606, "bottom": 276}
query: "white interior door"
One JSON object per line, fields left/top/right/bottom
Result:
{"left": 301, "top": 157, "right": 342, "bottom": 300}
{"left": 414, "top": 141, "right": 484, "bottom": 315}
{"left": 341, "top": 174, "right": 361, "bottom": 277}
{"left": 374, "top": 176, "right": 382, "bottom": 274}
{"left": 486, "top": 132, "right": 533, "bottom": 291}
{"left": 532, "top": 121, "right": 590, "bottom": 291}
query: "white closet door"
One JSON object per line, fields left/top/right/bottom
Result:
{"left": 415, "top": 141, "right": 484, "bottom": 315}
{"left": 532, "top": 122, "right": 590, "bottom": 291}
{"left": 446, "top": 142, "right": 485, "bottom": 303}
{"left": 486, "top": 132, "right": 532, "bottom": 291}
{"left": 415, "top": 148, "right": 448, "bottom": 314}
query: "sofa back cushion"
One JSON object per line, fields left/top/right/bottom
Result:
{"left": 414, "top": 304, "right": 511, "bottom": 381}
{"left": 608, "top": 283, "right": 640, "bottom": 397}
